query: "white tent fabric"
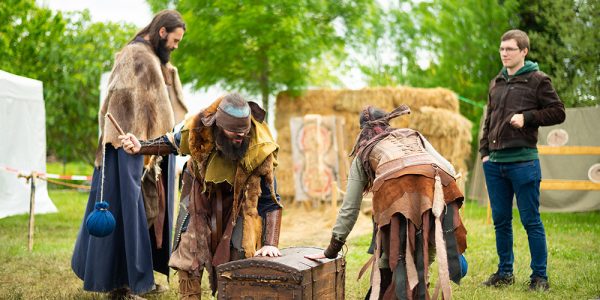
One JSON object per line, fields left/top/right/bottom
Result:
{"left": 0, "top": 70, "right": 57, "bottom": 218}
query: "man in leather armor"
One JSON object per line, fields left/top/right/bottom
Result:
{"left": 120, "top": 93, "right": 282, "bottom": 299}
{"left": 307, "top": 105, "right": 467, "bottom": 300}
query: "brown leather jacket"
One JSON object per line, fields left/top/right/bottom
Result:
{"left": 479, "top": 70, "right": 565, "bottom": 158}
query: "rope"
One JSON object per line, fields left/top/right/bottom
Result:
{"left": 2, "top": 165, "right": 92, "bottom": 190}
{"left": 39, "top": 177, "right": 91, "bottom": 190}
{"left": 456, "top": 95, "right": 485, "bottom": 108}
{"left": 99, "top": 114, "right": 109, "bottom": 203}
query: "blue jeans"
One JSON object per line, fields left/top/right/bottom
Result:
{"left": 483, "top": 159, "right": 548, "bottom": 279}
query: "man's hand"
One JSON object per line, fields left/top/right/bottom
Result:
{"left": 482, "top": 156, "right": 489, "bottom": 163}
{"left": 119, "top": 133, "right": 141, "bottom": 154}
{"left": 304, "top": 252, "right": 326, "bottom": 261}
{"left": 254, "top": 245, "right": 281, "bottom": 257}
{"left": 510, "top": 113, "right": 524, "bottom": 128}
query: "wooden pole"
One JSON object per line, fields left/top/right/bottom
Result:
{"left": 27, "top": 172, "right": 37, "bottom": 251}
{"left": 106, "top": 112, "right": 126, "bottom": 135}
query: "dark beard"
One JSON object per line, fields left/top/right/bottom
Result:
{"left": 213, "top": 126, "right": 251, "bottom": 161}
{"left": 155, "top": 37, "right": 171, "bottom": 65}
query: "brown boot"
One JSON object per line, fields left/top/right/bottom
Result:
{"left": 109, "top": 287, "right": 147, "bottom": 300}
{"left": 178, "top": 271, "right": 202, "bottom": 300}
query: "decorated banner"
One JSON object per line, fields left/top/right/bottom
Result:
{"left": 290, "top": 115, "right": 346, "bottom": 201}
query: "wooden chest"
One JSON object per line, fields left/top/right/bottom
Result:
{"left": 216, "top": 247, "right": 345, "bottom": 299}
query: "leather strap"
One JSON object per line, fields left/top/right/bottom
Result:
{"left": 138, "top": 136, "right": 177, "bottom": 156}
{"left": 263, "top": 209, "right": 282, "bottom": 247}
{"left": 358, "top": 255, "right": 375, "bottom": 281}
{"left": 443, "top": 203, "right": 462, "bottom": 284}
{"left": 153, "top": 172, "right": 166, "bottom": 248}
{"left": 209, "top": 187, "right": 219, "bottom": 253}
{"left": 212, "top": 200, "right": 242, "bottom": 267}
{"left": 415, "top": 227, "right": 426, "bottom": 299}
{"left": 216, "top": 188, "right": 223, "bottom": 247}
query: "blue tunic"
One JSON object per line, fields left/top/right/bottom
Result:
{"left": 71, "top": 145, "right": 174, "bottom": 294}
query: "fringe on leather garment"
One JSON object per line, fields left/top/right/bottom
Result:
{"left": 367, "top": 167, "right": 467, "bottom": 300}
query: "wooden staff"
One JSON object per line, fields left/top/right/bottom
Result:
{"left": 105, "top": 113, "right": 126, "bottom": 135}
{"left": 28, "top": 172, "right": 36, "bottom": 251}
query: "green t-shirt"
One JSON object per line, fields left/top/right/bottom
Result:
{"left": 489, "top": 147, "right": 538, "bottom": 163}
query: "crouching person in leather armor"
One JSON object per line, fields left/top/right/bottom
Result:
{"left": 120, "top": 93, "right": 282, "bottom": 299}
{"left": 307, "top": 105, "right": 468, "bottom": 300}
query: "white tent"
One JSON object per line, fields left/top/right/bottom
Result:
{"left": 0, "top": 70, "right": 57, "bottom": 218}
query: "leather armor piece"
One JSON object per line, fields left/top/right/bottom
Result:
{"left": 324, "top": 236, "right": 344, "bottom": 259}
{"left": 138, "top": 136, "right": 178, "bottom": 156}
{"left": 263, "top": 209, "right": 282, "bottom": 247}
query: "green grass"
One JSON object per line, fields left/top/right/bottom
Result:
{"left": 1, "top": 191, "right": 599, "bottom": 299}
{"left": 46, "top": 162, "right": 94, "bottom": 177}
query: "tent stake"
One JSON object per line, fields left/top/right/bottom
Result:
{"left": 18, "top": 172, "right": 37, "bottom": 251}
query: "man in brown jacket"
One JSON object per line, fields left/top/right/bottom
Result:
{"left": 480, "top": 29, "right": 565, "bottom": 291}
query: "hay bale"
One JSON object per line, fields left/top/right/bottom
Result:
{"left": 409, "top": 106, "right": 472, "bottom": 177}
{"left": 275, "top": 87, "right": 471, "bottom": 199}
{"left": 332, "top": 87, "right": 459, "bottom": 113}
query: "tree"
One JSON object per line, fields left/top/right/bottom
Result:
{"left": 363, "top": 0, "right": 519, "bottom": 116}
{"left": 1, "top": 0, "right": 136, "bottom": 163}
{"left": 355, "top": 0, "right": 520, "bottom": 167}
{"left": 517, "top": 0, "right": 599, "bottom": 107}
{"left": 148, "top": 0, "right": 382, "bottom": 118}
{"left": 48, "top": 12, "right": 137, "bottom": 164}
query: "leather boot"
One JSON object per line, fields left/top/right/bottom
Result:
{"left": 178, "top": 271, "right": 202, "bottom": 300}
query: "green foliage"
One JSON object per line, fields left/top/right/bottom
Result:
{"left": 517, "top": 0, "right": 599, "bottom": 107}
{"left": 0, "top": 0, "right": 136, "bottom": 164}
{"left": 356, "top": 0, "right": 520, "bottom": 166}
{"left": 149, "top": 0, "right": 381, "bottom": 115}
{"left": 363, "top": 0, "right": 519, "bottom": 118}
{"left": 357, "top": 1, "right": 598, "bottom": 166}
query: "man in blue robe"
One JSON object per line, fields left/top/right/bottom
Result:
{"left": 71, "top": 10, "right": 188, "bottom": 299}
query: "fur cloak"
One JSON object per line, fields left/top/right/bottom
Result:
{"left": 95, "top": 40, "right": 187, "bottom": 166}
{"left": 169, "top": 98, "right": 280, "bottom": 293}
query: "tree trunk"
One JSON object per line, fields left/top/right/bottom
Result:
{"left": 259, "top": 51, "right": 270, "bottom": 124}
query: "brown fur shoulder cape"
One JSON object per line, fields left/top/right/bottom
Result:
{"left": 186, "top": 97, "right": 279, "bottom": 259}
{"left": 95, "top": 41, "right": 187, "bottom": 166}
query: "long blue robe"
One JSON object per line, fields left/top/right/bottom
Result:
{"left": 71, "top": 145, "right": 174, "bottom": 294}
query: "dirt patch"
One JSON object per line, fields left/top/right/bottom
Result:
{"left": 279, "top": 200, "right": 373, "bottom": 249}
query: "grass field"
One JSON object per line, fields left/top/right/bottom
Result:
{"left": 0, "top": 189, "right": 599, "bottom": 299}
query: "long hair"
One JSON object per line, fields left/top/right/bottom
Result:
{"left": 133, "top": 10, "right": 186, "bottom": 51}
{"left": 350, "top": 105, "right": 410, "bottom": 192}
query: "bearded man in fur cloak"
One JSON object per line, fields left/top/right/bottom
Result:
{"left": 306, "top": 105, "right": 468, "bottom": 300}
{"left": 120, "top": 93, "right": 283, "bottom": 299}
{"left": 71, "top": 10, "right": 188, "bottom": 299}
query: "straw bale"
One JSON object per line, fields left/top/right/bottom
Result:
{"left": 409, "top": 106, "right": 472, "bottom": 138}
{"left": 331, "top": 87, "right": 459, "bottom": 113}
{"left": 275, "top": 87, "right": 471, "bottom": 199}
{"left": 392, "top": 87, "right": 459, "bottom": 113}
{"left": 275, "top": 154, "right": 296, "bottom": 197}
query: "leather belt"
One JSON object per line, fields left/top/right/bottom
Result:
{"left": 210, "top": 185, "right": 224, "bottom": 253}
